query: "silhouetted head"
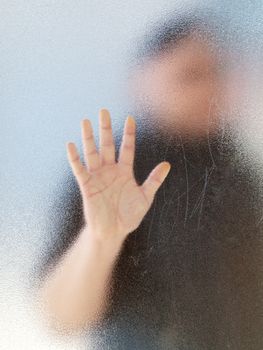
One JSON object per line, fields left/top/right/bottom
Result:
{"left": 128, "top": 10, "right": 235, "bottom": 138}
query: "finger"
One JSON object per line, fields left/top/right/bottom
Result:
{"left": 66, "top": 142, "right": 91, "bottom": 188}
{"left": 99, "top": 108, "right": 116, "bottom": 166}
{"left": 118, "top": 115, "right": 136, "bottom": 171}
{"left": 141, "top": 162, "right": 171, "bottom": 206}
{"left": 81, "top": 118, "right": 101, "bottom": 172}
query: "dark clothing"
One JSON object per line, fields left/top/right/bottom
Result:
{"left": 35, "top": 121, "right": 263, "bottom": 349}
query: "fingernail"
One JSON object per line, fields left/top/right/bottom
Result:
{"left": 163, "top": 162, "right": 171, "bottom": 171}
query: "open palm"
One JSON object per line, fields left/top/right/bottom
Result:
{"left": 66, "top": 108, "right": 171, "bottom": 242}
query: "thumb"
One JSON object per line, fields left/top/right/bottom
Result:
{"left": 141, "top": 161, "right": 171, "bottom": 205}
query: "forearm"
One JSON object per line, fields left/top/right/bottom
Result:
{"left": 37, "top": 225, "right": 125, "bottom": 334}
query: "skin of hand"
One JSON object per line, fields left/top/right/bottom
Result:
{"left": 35, "top": 109, "right": 171, "bottom": 335}
{"left": 66, "top": 108, "right": 171, "bottom": 243}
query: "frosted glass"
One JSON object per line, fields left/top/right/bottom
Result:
{"left": 1, "top": 1, "right": 263, "bottom": 349}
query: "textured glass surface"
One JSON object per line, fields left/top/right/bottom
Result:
{"left": 1, "top": 1, "right": 263, "bottom": 349}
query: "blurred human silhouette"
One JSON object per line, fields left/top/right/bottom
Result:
{"left": 32, "top": 8, "right": 263, "bottom": 350}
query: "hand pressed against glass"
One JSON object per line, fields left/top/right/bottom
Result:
{"left": 66, "top": 108, "right": 171, "bottom": 242}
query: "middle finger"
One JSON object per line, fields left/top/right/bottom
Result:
{"left": 99, "top": 108, "right": 116, "bottom": 166}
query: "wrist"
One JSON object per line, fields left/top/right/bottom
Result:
{"left": 79, "top": 225, "right": 126, "bottom": 253}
